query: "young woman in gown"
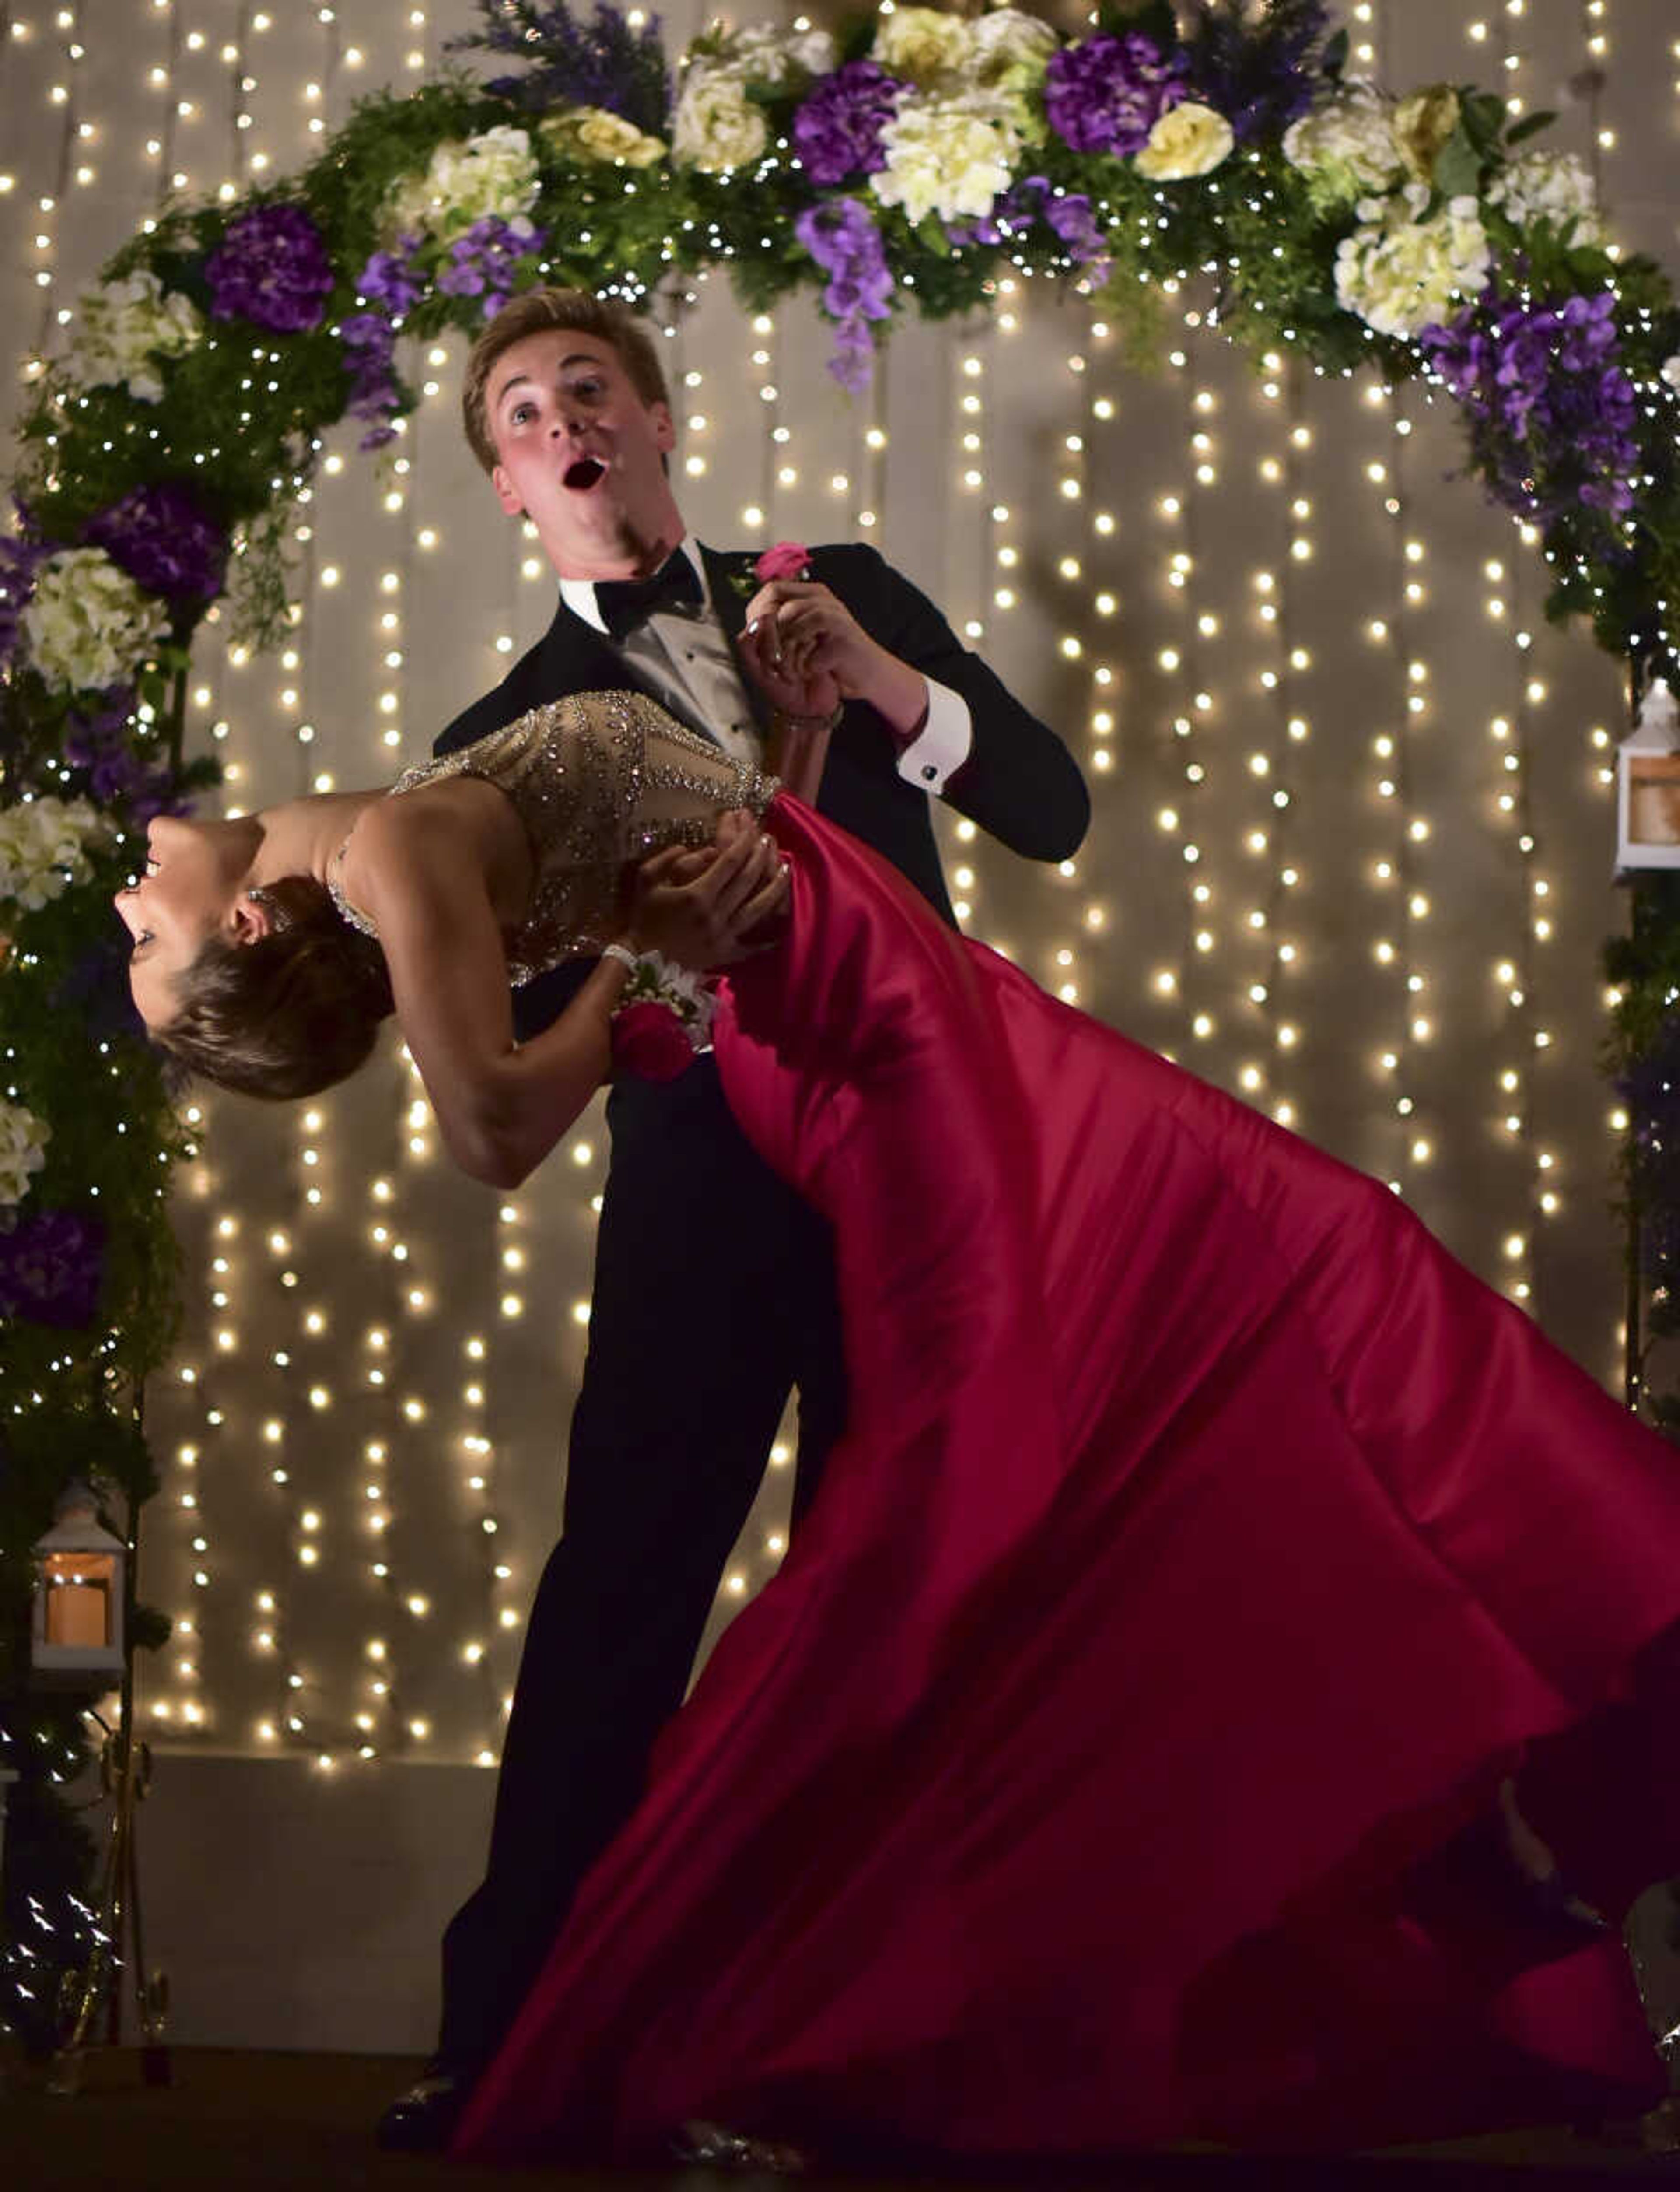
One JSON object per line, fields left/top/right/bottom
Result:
{"left": 119, "top": 686, "right": 1680, "bottom": 2164}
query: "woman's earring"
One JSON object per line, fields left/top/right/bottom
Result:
{"left": 246, "top": 884, "right": 292, "bottom": 934}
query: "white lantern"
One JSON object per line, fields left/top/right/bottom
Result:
{"left": 31, "top": 1482, "right": 126, "bottom": 1685}
{"left": 1617, "top": 679, "right": 1680, "bottom": 871}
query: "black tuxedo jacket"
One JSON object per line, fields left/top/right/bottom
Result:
{"left": 434, "top": 540, "right": 1089, "bottom": 1041}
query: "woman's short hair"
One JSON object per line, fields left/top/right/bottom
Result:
{"left": 461, "top": 288, "right": 671, "bottom": 473}
{"left": 152, "top": 875, "right": 395, "bottom": 1101}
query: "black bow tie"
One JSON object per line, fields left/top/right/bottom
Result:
{"left": 594, "top": 550, "right": 703, "bottom": 639}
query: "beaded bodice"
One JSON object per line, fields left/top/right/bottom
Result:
{"left": 330, "top": 690, "right": 779, "bottom": 986}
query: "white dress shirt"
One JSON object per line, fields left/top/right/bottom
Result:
{"left": 560, "top": 541, "right": 974, "bottom": 796}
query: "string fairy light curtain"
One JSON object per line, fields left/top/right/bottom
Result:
{"left": 0, "top": 0, "right": 1673, "bottom": 1782}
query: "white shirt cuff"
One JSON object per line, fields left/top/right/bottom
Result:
{"left": 896, "top": 677, "right": 972, "bottom": 797}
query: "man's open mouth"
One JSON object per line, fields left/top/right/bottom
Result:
{"left": 563, "top": 455, "right": 607, "bottom": 491}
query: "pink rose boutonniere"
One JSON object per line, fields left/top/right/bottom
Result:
{"left": 731, "top": 540, "right": 812, "bottom": 597}
{"left": 756, "top": 540, "right": 812, "bottom": 582}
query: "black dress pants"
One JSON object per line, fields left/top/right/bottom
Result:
{"left": 437, "top": 1059, "right": 847, "bottom": 2070}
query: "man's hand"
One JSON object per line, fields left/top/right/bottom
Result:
{"left": 738, "top": 579, "right": 928, "bottom": 740}
{"left": 626, "top": 810, "right": 788, "bottom": 968}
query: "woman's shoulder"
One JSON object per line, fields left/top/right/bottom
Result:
{"left": 337, "top": 786, "right": 462, "bottom": 906}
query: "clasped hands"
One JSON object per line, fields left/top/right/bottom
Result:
{"left": 621, "top": 580, "right": 928, "bottom": 970}
{"left": 737, "top": 576, "right": 928, "bottom": 741}
{"left": 625, "top": 810, "right": 788, "bottom": 971}
{"left": 737, "top": 576, "right": 869, "bottom": 721}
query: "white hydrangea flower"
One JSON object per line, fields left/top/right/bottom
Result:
{"left": 61, "top": 270, "right": 202, "bottom": 404}
{"left": 0, "top": 1098, "right": 49, "bottom": 1212}
{"left": 671, "top": 72, "right": 770, "bottom": 172}
{"left": 1283, "top": 81, "right": 1403, "bottom": 206}
{"left": 1488, "top": 148, "right": 1606, "bottom": 246}
{"left": 1334, "top": 195, "right": 1491, "bottom": 339}
{"left": 872, "top": 5, "right": 975, "bottom": 88}
{"left": 20, "top": 547, "right": 171, "bottom": 694}
{"left": 385, "top": 124, "right": 541, "bottom": 239}
{"left": 0, "top": 795, "right": 112, "bottom": 913}
{"left": 870, "top": 91, "right": 1022, "bottom": 226}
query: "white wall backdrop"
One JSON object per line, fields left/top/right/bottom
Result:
{"left": 4, "top": 0, "right": 1678, "bottom": 2044}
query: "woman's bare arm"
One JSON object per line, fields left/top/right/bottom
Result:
{"left": 352, "top": 802, "right": 787, "bottom": 1189}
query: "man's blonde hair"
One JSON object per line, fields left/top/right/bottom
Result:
{"left": 461, "top": 289, "right": 671, "bottom": 473}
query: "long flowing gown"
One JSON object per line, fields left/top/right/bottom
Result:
{"left": 406, "top": 694, "right": 1680, "bottom": 2163}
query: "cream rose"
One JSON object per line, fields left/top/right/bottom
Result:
{"left": 1662, "top": 355, "right": 1680, "bottom": 394}
{"left": 21, "top": 547, "right": 171, "bottom": 694}
{"left": 543, "top": 105, "right": 667, "bottom": 168}
{"left": 671, "top": 71, "right": 770, "bottom": 172}
{"left": 872, "top": 6, "right": 974, "bottom": 88}
{"left": 1134, "top": 100, "right": 1234, "bottom": 182}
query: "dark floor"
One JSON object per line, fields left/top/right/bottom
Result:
{"left": 4, "top": 2052, "right": 1680, "bottom": 2192}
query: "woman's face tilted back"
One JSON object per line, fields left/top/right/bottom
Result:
{"left": 114, "top": 811, "right": 264, "bottom": 1028}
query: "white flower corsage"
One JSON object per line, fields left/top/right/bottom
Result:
{"left": 603, "top": 945, "right": 717, "bottom": 1081}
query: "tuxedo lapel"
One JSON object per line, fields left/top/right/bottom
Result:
{"left": 700, "top": 543, "right": 778, "bottom": 744}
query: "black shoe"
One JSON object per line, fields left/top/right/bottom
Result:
{"left": 375, "top": 2061, "right": 476, "bottom": 2154}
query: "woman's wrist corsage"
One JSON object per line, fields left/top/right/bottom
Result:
{"left": 602, "top": 944, "right": 717, "bottom": 1084}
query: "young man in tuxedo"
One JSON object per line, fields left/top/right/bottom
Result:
{"left": 379, "top": 288, "right": 1089, "bottom": 2150}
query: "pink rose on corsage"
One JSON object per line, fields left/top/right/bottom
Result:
{"left": 611, "top": 1000, "right": 700, "bottom": 1083}
{"left": 755, "top": 540, "right": 812, "bottom": 582}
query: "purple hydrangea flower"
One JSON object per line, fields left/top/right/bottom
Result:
{"left": 0, "top": 533, "right": 55, "bottom": 669}
{"left": 339, "top": 310, "right": 405, "bottom": 451}
{"left": 0, "top": 1210, "right": 105, "bottom": 1329}
{"left": 357, "top": 239, "right": 426, "bottom": 317}
{"left": 1043, "top": 190, "right": 1110, "bottom": 273}
{"left": 435, "top": 215, "right": 549, "bottom": 318}
{"left": 84, "top": 482, "right": 227, "bottom": 603}
{"left": 61, "top": 683, "right": 188, "bottom": 821}
{"left": 796, "top": 198, "right": 893, "bottom": 392}
{"left": 1044, "top": 31, "right": 1187, "bottom": 158}
{"left": 1418, "top": 285, "right": 1641, "bottom": 538}
{"left": 206, "top": 203, "right": 336, "bottom": 333}
{"left": 948, "top": 176, "right": 1111, "bottom": 281}
{"left": 791, "top": 61, "right": 903, "bottom": 187}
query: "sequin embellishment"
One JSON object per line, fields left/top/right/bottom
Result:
{"left": 329, "top": 691, "right": 778, "bottom": 986}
